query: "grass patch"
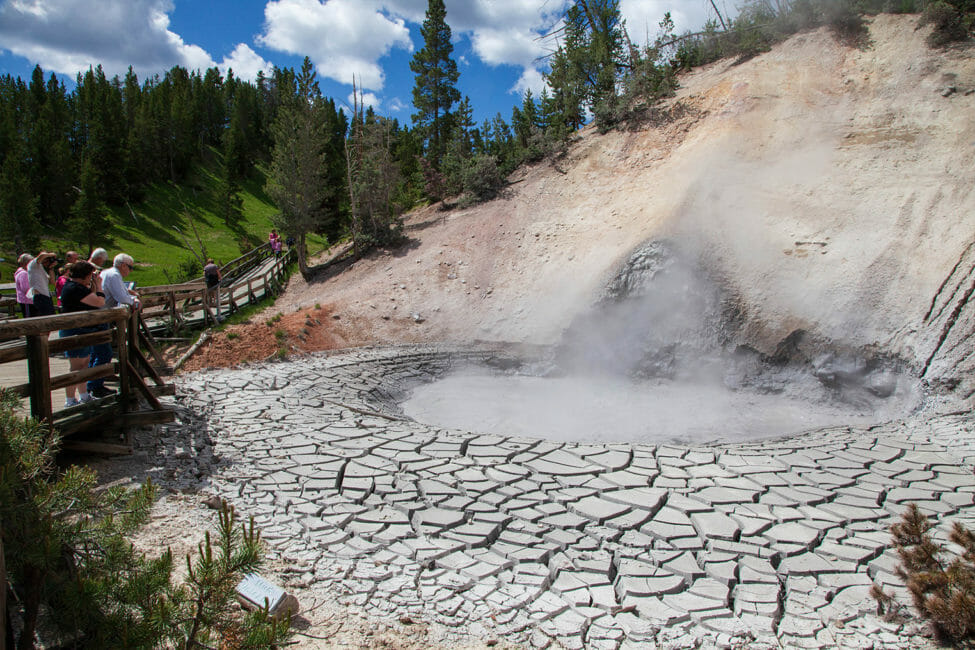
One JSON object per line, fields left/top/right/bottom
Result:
{"left": 6, "top": 150, "right": 331, "bottom": 288}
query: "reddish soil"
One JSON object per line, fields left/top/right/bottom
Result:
{"left": 180, "top": 305, "right": 358, "bottom": 371}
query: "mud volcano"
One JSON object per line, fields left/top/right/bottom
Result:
{"left": 402, "top": 241, "right": 923, "bottom": 444}
{"left": 177, "top": 245, "right": 972, "bottom": 649}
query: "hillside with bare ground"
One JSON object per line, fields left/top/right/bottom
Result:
{"left": 190, "top": 14, "right": 975, "bottom": 401}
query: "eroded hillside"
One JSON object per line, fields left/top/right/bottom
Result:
{"left": 199, "top": 15, "right": 975, "bottom": 402}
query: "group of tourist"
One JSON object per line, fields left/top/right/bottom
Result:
{"left": 268, "top": 229, "right": 295, "bottom": 258}
{"left": 269, "top": 229, "right": 283, "bottom": 258}
{"left": 13, "top": 247, "right": 142, "bottom": 407}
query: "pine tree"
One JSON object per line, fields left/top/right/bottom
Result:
{"left": 265, "top": 58, "right": 330, "bottom": 279}
{"left": 346, "top": 87, "right": 403, "bottom": 253}
{"left": 0, "top": 388, "right": 291, "bottom": 648}
{"left": 410, "top": 0, "right": 461, "bottom": 171}
{"left": 0, "top": 141, "right": 41, "bottom": 252}
{"left": 68, "top": 155, "right": 111, "bottom": 253}
{"left": 545, "top": 0, "right": 624, "bottom": 131}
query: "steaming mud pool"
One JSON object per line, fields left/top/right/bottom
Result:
{"left": 173, "top": 344, "right": 975, "bottom": 649}
{"left": 401, "top": 367, "right": 921, "bottom": 444}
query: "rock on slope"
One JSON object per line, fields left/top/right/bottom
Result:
{"left": 279, "top": 15, "right": 975, "bottom": 400}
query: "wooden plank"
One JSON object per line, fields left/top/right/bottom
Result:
{"left": 25, "top": 334, "right": 51, "bottom": 422}
{"left": 0, "top": 344, "right": 26, "bottom": 364}
{"left": 48, "top": 329, "right": 114, "bottom": 354}
{"left": 126, "top": 360, "right": 163, "bottom": 411}
{"left": 54, "top": 409, "right": 116, "bottom": 437}
{"left": 118, "top": 314, "right": 131, "bottom": 412}
{"left": 132, "top": 343, "right": 164, "bottom": 386}
{"left": 50, "top": 365, "right": 114, "bottom": 391}
{"left": 137, "top": 313, "right": 166, "bottom": 368}
{"left": 139, "top": 282, "right": 206, "bottom": 294}
{"left": 149, "top": 383, "right": 176, "bottom": 397}
{"left": 119, "top": 409, "right": 175, "bottom": 426}
{"left": 5, "top": 382, "right": 28, "bottom": 398}
{"left": 0, "top": 306, "right": 128, "bottom": 338}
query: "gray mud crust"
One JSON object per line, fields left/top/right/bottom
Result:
{"left": 161, "top": 344, "right": 973, "bottom": 649}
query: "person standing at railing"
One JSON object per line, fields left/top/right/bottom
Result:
{"left": 101, "top": 253, "right": 141, "bottom": 310}
{"left": 14, "top": 254, "right": 32, "bottom": 318}
{"left": 26, "top": 251, "right": 58, "bottom": 316}
{"left": 88, "top": 248, "right": 108, "bottom": 270}
{"left": 203, "top": 258, "right": 224, "bottom": 323}
{"left": 84, "top": 253, "right": 141, "bottom": 399}
{"left": 55, "top": 251, "right": 79, "bottom": 312}
{"left": 59, "top": 261, "right": 105, "bottom": 407}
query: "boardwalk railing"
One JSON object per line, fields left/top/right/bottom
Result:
{"left": 139, "top": 247, "right": 294, "bottom": 331}
{"left": 0, "top": 306, "right": 174, "bottom": 453}
{"left": 0, "top": 243, "right": 295, "bottom": 451}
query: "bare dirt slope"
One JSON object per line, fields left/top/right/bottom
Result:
{"left": 199, "top": 15, "right": 974, "bottom": 395}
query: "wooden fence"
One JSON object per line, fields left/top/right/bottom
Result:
{"left": 0, "top": 306, "right": 174, "bottom": 453}
{"left": 139, "top": 246, "right": 294, "bottom": 332}
{"left": 0, "top": 243, "right": 294, "bottom": 451}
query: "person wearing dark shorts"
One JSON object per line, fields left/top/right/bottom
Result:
{"left": 59, "top": 261, "right": 105, "bottom": 407}
{"left": 203, "top": 258, "right": 223, "bottom": 322}
{"left": 26, "top": 251, "right": 58, "bottom": 316}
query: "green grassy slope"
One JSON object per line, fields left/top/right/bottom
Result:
{"left": 6, "top": 150, "right": 330, "bottom": 289}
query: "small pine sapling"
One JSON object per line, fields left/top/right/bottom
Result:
{"left": 0, "top": 389, "right": 291, "bottom": 649}
{"left": 876, "top": 503, "right": 975, "bottom": 643}
{"left": 174, "top": 502, "right": 290, "bottom": 649}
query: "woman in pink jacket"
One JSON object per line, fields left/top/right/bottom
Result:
{"left": 14, "top": 253, "right": 32, "bottom": 318}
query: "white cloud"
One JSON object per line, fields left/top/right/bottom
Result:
{"left": 512, "top": 66, "right": 546, "bottom": 98}
{"left": 349, "top": 90, "right": 381, "bottom": 111}
{"left": 620, "top": 0, "right": 727, "bottom": 46}
{"left": 258, "top": 0, "right": 412, "bottom": 90}
{"left": 219, "top": 44, "right": 273, "bottom": 83}
{"left": 386, "top": 97, "right": 407, "bottom": 113}
{"left": 0, "top": 0, "right": 217, "bottom": 78}
{"left": 470, "top": 27, "right": 545, "bottom": 68}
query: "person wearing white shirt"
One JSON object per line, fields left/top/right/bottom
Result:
{"left": 101, "top": 253, "right": 141, "bottom": 309}
{"left": 88, "top": 253, "right": 140, "bottom": 399}
{"left": 26, "top": 251, "right": 58, "bottom": 316}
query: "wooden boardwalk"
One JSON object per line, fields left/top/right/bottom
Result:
{"left": 0, "top": 243, "right": 294, "bottom": 453}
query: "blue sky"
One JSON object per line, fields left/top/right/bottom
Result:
{"left": 0, "top": 0, "right": 730, "bottom": 126}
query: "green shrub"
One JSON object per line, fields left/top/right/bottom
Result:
{"left": 461, "top": 154, "right": 505, "bottom": 204}
{"left": 226, "top": 331, "right": 239, "bottom": 340}
{"left": 874, "top": 503, "right": 975, "bottom": 643}
{"left": 922, "top": 1, "right": 973, "bottom": 46}
{"left": 0, "top": 389, "right": 290, "bottom": 647}
{"left": 162, "top": 255, "right": 203, "bottom": 284}
{"left": 825, "top": 0, "right": 870, "bottom": 44}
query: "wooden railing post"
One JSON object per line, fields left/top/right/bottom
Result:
{"left": 119, "top": 310, "right": 132, "bottom": 413}
{"left": 25, "top": 333, "right": 52, "bottom": 422}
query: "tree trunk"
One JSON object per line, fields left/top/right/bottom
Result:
{"left": 297, "top": 232, "right": 309, "bottom": 281}
{"left": 17, "top": 566, "right": 40, "bottom": 650}
{"left": 0, "top": 523, "right": 6, "bottom": 650}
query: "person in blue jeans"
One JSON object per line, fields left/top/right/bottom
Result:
{"left": 60, "top": 262, "right": 105, "bottom": 406}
